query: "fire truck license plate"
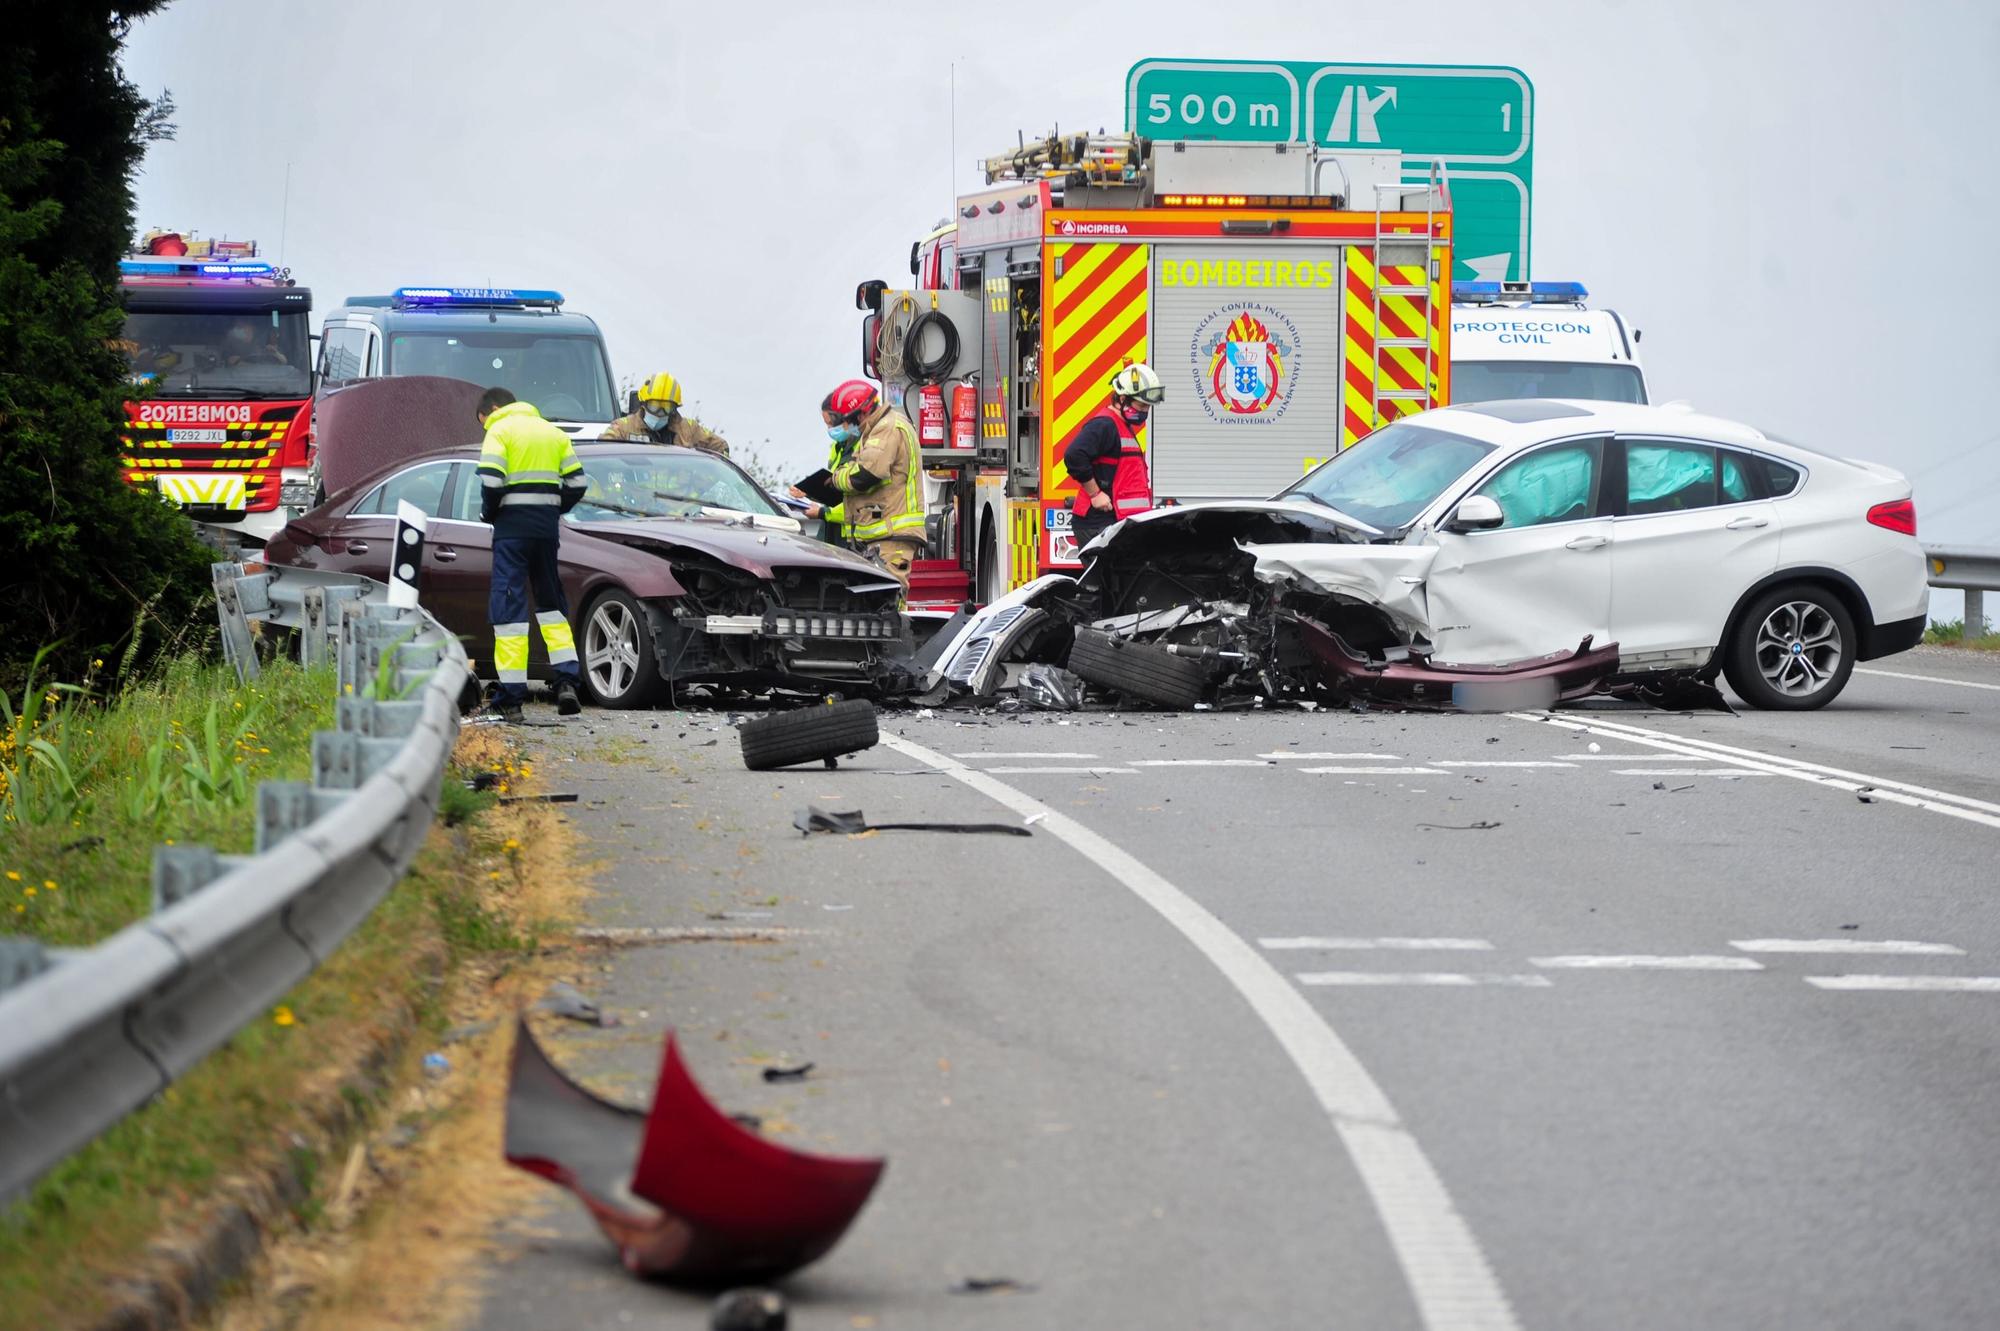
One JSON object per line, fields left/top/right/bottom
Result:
{"left": 164, "top": 428, "right": 227, "bottom": 443}
{"left": 156, "top": 474, "right": 247, "bottom": 509}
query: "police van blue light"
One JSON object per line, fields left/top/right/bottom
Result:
{"left": 390, "top": 286, "right": 565, "bottom": 309}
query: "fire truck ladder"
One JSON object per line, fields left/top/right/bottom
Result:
{"left": 1368, "top": 163, "right": 1448, "bottom": 432}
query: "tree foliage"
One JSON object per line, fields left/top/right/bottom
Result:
{"left": 1, "top": 4, "right": 213, "bottom": 690}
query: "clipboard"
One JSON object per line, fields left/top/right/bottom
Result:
{"left": 794, "top": 468, "right": 843, "bottom": 506}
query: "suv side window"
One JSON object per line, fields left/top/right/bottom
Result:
{"left": 1624, "top": 440, "right": 1718, "bottom": 515}
{"left": 447, "top": 463, "right": 487, "bottom": 523}
{"left": 1720, "top": 449, "right": 1801, "bottom": 501}
{"left": 352, "top": 461, "right": 454, "bottom": 518}
{"left": 1474, "top": 438, "right": 1604, "bottom": 528}
{"left": 320, "top": 325, "right": 368, "bottom": 382}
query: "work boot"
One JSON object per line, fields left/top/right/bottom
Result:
{"left": 480, "top": 699, "right": 525, "bottom": 726}
{"left": 556, "top": 679, "right": 582, "bottom": 716}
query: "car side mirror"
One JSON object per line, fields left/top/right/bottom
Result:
{"left": 626, "top": 389, "right": 640, "bottom": 414}
{"left": 1446, "top": 494, "right": 1505, "bottom": 533}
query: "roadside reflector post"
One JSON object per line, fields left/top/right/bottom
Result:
{"left": 389, "top": 500, "right": 428, "bottom": 609}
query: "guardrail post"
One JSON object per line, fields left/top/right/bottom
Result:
{"left": 1968, "top": 589, "right": 1986, "bottom": 637}
{"left": 211, "top": 563, "right": 261, "bottom": 686}
{"left": 153, "top": 844, "right": 230, "bottom": 911}
{"left": 0, "top": 937, "right": 51, "bottom": 995}
{"left": 301, "top": 587, "right": 329, "bottom": 668}
{"left": 256, "top": 781, "right": 348, "bottom": 853}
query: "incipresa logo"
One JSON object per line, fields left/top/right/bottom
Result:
{"left": 1057, "top": 220, "right": 1131, "bottom": 236}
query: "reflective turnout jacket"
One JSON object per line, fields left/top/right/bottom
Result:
{"left": 478, "top": 401, "right": 588, "bottom": 539}
{"left": 599, "top": 410, "right": 730, "bottom": 456}
{"left": 830, "top": 404, "right": 924, "bottom": 544}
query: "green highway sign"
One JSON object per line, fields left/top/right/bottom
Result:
{"left": 1125, "top": 59, "right": 1534, "bottom": 281}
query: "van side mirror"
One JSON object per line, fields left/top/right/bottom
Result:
{"left": 1446, "top": 494, "right": 1505, "bottom": 532}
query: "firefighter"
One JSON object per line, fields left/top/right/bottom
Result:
{"left": 602, "top": 371, "right": 730, "bottom": 456}
{"left": 790, "top": 427, "right": 859, "bottom": 546}
{"left": 1062, "top": 362, "right": 1163, "bottom": 553}
{"left": 822, "top": 379, "right": 924, "bottom": 585}
{"left": 475, "top": 386, "right": 590, "bottom": 723}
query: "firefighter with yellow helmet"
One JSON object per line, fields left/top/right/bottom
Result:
{"left": 602, "top": 371, "right": 730, "bottom": 456}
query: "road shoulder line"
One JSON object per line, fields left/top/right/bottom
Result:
{"left": 881, "top": 730, "right": 1521, "bottom": 1331}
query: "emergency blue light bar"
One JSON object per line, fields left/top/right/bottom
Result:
{"left": 119, "top": 258, "right": 274, "bottom": 278}
{"left": 391, "top": 286, "right": 564, "bottom": 309}
{"left": 1453, "top": 280, "right": 1589, "bottom": 304}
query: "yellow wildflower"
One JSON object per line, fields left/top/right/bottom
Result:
{"left": 272, "top": 1006, "right": 296, "bottom": 1027}
{"left": 4, "top": 871, "right": 18, "bottom": 882}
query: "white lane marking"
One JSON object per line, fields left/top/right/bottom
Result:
{"left": 1531, "top": 955, "right": 1764, "bottom": 971}
{"left": 1300, "top": 766, "right": 1450, "bottom": 776}
{"left": 1260, "top": 751, "right": 1404, "bottom": 760}
{"left": 984, "top": 765, "right": 1137, "bottom": 775}
{"left": 1733, "top": 939, "right": 1966, "bottom": 956}
{"left": 1611, "top": 768, "right": 1773, "bottom": 777}
{"left": 1298, "top": 972, "right": 1551, "bottom": 988}
{"left": 1856, "top": 666, "right": 2000, "bottom": 693}
{"left": 954, "top": 751, "right": 1098, "bottom": 758}
{"left": 1561, "top": 753, "right": 1711, "bottom": 761}
{"left": 1511, "top": 712, "right": 2000, "bottom": 832}
{"left": 1807, "top": 975, "right": 2000, "bottom": 992}
{"left": 1131, "top": 758, "right": 1276, "bottom": 767}
{"left": 880, "top": 731, "right": 1521, "bottom": 1331}
{"left": 1434, "top": 760, "right": 1577, "bottom": 768}
{"left": 1263, "top": 937, "right": 1497, "bottom": 951}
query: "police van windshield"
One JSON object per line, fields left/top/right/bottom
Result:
{"left": 1453, "top": 361, "right": 1647, "bottom": 405}
{"left": 1279, "top": 421, "right": 1495, "bottom": 531}
{"left": 387, "top": 332, "right": 617, "bottom": 422}
{"left": 120, "top": 310, "right": 311, "bottom": 399}
{"left": 571, "top": 452, "right": 779, "bottom": 522}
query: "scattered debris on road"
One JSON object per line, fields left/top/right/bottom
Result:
{"left": 740, "top": 699, "right": 880, "bottom": 770}
{"left": 1416, "top": 820, "right": 1503, "bottom": 831}
{"left": 762, "top": 1062, "right": 815, "bottom": 1083}
{"left": 711, "top": 1287, "right": 789, "bottom": 1330}
{"left": 536, "top": 980, "right": 613, "bottom": 1026}
{"left": 949, "top": 1276, "right": 1038, "bottom": 1296}
{"left": 793, "top": 804, "right": 1034, "bottom": 838}
{"left": 503, "top": 1020, "right": 885, "bottom": 1283}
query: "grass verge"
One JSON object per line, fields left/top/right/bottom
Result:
{"left": 1923, "top": 618, "right": 2000, "bottom": 651}
{"left": 0, "top": 668, "right": 569, "bottom": 1330}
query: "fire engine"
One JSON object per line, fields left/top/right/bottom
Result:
{"left": 856, "top": 133, "right": 1452, "bottom": 606}
{"left": 117, "top": 229, "right": 315, "bottom": 547}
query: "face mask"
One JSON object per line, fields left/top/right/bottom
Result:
{"left": 1121, "top": 405, "right": 1150, "bottom": 425}
{"left": 828, "top": 423, "right": 860, "bottom": 443}
{"left": 642, "top": 409, "right": 670, "bottom": 430}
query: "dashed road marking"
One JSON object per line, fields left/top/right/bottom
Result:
{"left": 1131, "top": 758, "right": 1276, "bottom": 767}
{"left": 881, "top": 730, "right": 1522, "bottom": 1331}
{"left": 1611, "top": 768, "right": 1772, "bottom": 777}
{"left": 1531, "top": 954, "right": 1764, "bottom": 971}
{"left": 1298, "top": 972, "right": 1551, "bottom": 988}
{"left": 984, "top": 765, "right": 1138, "bottom": 775}
{"left": 1806, "top": 975, "right": 2000, "bottom": 992}
{"left": 1300, "top": 766, "right": 1450, "bottom": 776}
{"left": 1514, "top": 711, "right": 2000, "bottom": 832}
{"left": 1260, "top": 751, "right": 1404, "bottom": 761}
{"left": 1560, "top": 753, "right": 1711, "bottom": 761}
{"left": 1434, "top": 760, "right": 1577, "bottom": 768}
{"left": 1262, "top": 937, "right": 1497, "bottom": 951}
{"left": 1856, "top": 666, "right": 2000, "bottom": 693}
{"left": 955, "top": 751, "right": 1098, "bottom": 759}
{"left": 1733, "top": 939, "right": 1966, "bottom": 955}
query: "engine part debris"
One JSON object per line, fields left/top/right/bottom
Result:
{"left": 503, "top": 1019, "right": 884, "bottom": 1284}
{"left": 793, "top": 805, "right": 1034, "bottom": 838}
{"left": 1015, "top": 662, "right": 1088, "bottom": 710}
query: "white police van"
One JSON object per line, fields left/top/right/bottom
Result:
{"left": 1450, "top": 280, "right": 1648, "bottom": 405}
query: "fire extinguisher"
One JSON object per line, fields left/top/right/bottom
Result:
{"left": 916, "top": 382, "right": 947, "bottom": 448}
{"left": 950, "top": 377, "right": 978, "bottom": 450}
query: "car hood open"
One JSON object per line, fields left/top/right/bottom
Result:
{"left": 314, "top": 375, "right": 486, "bottom": 496}
{"left": 577, "top": 518, "right": 890, "bottom": 581}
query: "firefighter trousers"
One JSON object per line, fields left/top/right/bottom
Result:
{"left": 861, "top": 537, "right": 922, "bottom": 589}
{"left": 490, "top": 537, "right": 579, "bottom": 705}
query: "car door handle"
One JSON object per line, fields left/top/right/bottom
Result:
{"left": 1564, "top": 535, "right": 1610, "bottom": 551}
{"left": 1725, "top": 515, "right": 1770, "bottom": 530}
{"left": 347, "top": 540, "right": 369, "bottom": 555}
{"left": 433, "top": 546, "right": 458, "bottom": 562}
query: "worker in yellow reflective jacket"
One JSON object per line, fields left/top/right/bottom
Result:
{"left": 476, "top": 387, "right": 590, "bottom": 722}
{"left": 821, "top": 379, "right": 924, "bottom": 585}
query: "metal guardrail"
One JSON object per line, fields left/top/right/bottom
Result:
{"left": 1925, "top": 544, "right": 2000, "bottom": 634}
{"left": 0, "top": 564, "right": 468, "bottom": 1204}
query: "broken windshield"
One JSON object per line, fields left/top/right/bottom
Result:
{"left": 1279, "top": 422, "right": 1495, "bottom": 530}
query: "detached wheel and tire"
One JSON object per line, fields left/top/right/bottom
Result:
{"left": 1721, "top": 584, "right": 1856, "bottom": 710}
{"left": 581, "top": 590, "right": 659, "bottom": 709}
{"left": 1067, "top": 628, "right": 1208, "bottom": 710}
{"left": 740, "top": 699, "right": 880, "bottom": 771}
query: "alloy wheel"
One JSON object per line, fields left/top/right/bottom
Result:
{"left": 1753, "top": 599, "right": 1843, "bottom": 698}
{"left": 585, "top": 600, "right": 642, "bottom": 701}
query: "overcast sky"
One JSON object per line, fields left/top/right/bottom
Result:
{"left": 124, "top": 0, "right": 2000, "bottom": 561}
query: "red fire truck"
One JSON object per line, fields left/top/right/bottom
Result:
{"left": 116, "top": 230, "right": 314, "bottom": 547}
{"left": 857, "top": 134, "right": 1451, "bottom": 606}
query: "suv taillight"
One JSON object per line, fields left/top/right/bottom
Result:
{"left": 1866, "top": 498, "right": 1916, "bottom": 536}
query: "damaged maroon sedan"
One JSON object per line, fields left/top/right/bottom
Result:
{"left": 266, "top": 394, "right": 908, "bottom": 705}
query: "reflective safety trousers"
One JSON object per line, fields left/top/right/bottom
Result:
{"left": 1069, "top": 407, "right": 1152, "bottom": 519}
{"left": 490, "top": 536, "right": 579, "bottom": 704}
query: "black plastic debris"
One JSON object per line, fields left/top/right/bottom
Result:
{"left": 950, "top": 1277, "right": 1038, "bottom": 1295}
{"left": 1416, "top": 820, "right": 1502, "bottom": 831}
{"left": 793, "top": 805, "right": 1033, "bottom": 838}
{"left": 498, "top": 792, "right": 579, "bottom": 804}
{"left": 711, "top": 1288, "right": 788, "bottom": 1331}
{"left": 762, "top": 1062, "right": 815, "bottom": 1083}
{"left": 1016, "top": 663, "right": 1087, "bottom": 710}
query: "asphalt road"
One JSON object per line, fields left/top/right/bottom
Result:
{"left": 464, "top": 645, "right": 2000, "bottom": 1330}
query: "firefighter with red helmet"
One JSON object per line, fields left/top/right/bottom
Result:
{"left": 818, "top": 380, "right": 924, "bottom": 586}
{"left": 1062, "top": 362, "right": 1162, "bottom": 553}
